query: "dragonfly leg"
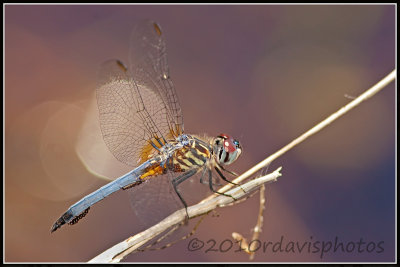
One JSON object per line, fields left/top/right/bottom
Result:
{"left": 219, "top": 164, "right": 239, "bottom": 176}
{"left": 215, "top": 166, "right": 246, "bottom": 193}
{"left": 171, "top": 169, "right": 197, "bottom": 219}
{"left": 214, "top": 166, "right": 239, "bottom": 186}
{"left": 199, "top": 167, "right": 207, "bottom": 184}
{"left": 208, "top": 169, "right": 236, "bottom": 201}
{"left": 199, "top": 167, "right": 220, "bottom": 186}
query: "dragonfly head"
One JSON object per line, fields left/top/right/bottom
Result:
{"left": 213, "top": 134, "right": 242, "bottom": 166}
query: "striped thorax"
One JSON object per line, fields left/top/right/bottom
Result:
{"left": 169, "top": 135, "right": 212, "bottom": 172}
{"left": 168, "top": 133, "right": 242, "bottom": 173}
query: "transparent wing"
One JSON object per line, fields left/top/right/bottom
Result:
{"left": 127, "top": 171, "right": 210, "bottom": 249}
{"left": 128, "top": 172, "right": 184, "bottom": 227}
{"left": 96, "top": 59, "right": 168, "bottom": 167}
{"left": 129, "top": 167, "right": 217, "bottom": 227}
{"left": 128, "top": 20, "right": 184, "bottom": 139}
{"left": 96, "top": 20, "right": 184, "bottom": 167}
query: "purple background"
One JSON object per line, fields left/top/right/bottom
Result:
{"left": 5, "top": 4, "right": 395, "bottom": 262}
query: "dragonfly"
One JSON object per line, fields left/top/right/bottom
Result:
{"left": 50, "top": 20, "right": 242, "bottom": 233}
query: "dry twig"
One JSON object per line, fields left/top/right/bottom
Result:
{"left": 89, "top": 168, "right": 283, "bottom": 263}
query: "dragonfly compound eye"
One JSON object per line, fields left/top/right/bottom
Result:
{"left": 214, "top": 134, "right": 242, "bottom": 165}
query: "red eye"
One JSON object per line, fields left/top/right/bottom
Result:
{"left": 218, "top": 134, "right": 236, "bottom": 153}
{"left": 218, "top": 133, "right": 229, "bottom": 139}
{"left": 215, "top": 133, "right": 242, "bottom": 165}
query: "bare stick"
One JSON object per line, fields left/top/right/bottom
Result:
{"left": 249, "top": 184, "right": 266, "bottom": 260}
{"left": 89, "top": 168, "right": 282, "bottom": 263}
{"left": 203, "top": 69, "right": 396, "bottom": 199}
{"left": 232, "top": 170, "right": 268, "bottom": 260}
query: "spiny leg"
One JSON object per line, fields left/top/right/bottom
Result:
{"left": 219, "top": 164, "right": 239, "bottom": 176}
{"left": 208, "top": 169, "right": 236, "bottom": 201}
{"left": 200, "top": 166, "right": 220, "bottom": 187}
{"left": 199, "top": 166, "right": 207, "bottom": 185}
{"left": 214, "top": 166, "right": 239, "bottom": 186}
{"left": 215, "top": 166, "right": 246, "bottom": 193}
{"left": 171, "top": 169, "right": 197, "bottom": 220}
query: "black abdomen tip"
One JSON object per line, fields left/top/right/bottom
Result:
{"left": 50, "top": 217, "right": 66, "bottom": 233}
{"left": 50, "top": 208, "right": 88, "bottom": 233}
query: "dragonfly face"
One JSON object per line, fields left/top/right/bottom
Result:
{"left": 213, "top": 134, "right": 242, "bottom": 166}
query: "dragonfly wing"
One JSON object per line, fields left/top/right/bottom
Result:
{"left": 96, "top": 59, "right": 167, "bottom": 167}
{"left": 97, "top": 20, "right": 184, "bottom": 167}
{"left": 128, "top": 168, "right": 214, "bottom": 227}
{"left": 128, "top": 172, "right": 184, "bottom": 227}
{"left": 128, "top": 20, "right": 184, "bottom": 139}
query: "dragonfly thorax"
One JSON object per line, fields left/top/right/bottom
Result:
{"left": 168, "top": 135, "right": 212, "bottom": 172}
{"left": 167, "top": 134, "right": 242, "bottom": 172}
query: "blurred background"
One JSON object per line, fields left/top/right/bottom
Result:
{"left": 4, "top": 4, "right": 395, "bottom": 263}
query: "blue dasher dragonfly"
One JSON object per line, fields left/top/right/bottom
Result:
{"left": 51, "top": 20, "right": 242, "bottom": 233}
